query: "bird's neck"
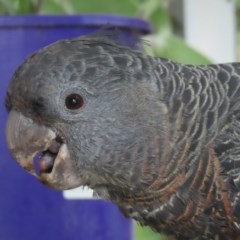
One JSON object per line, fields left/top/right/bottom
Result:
{"left": 107, "top": 146, "right": 234, "bottom": 238}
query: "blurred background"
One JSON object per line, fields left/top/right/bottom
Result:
{"left": 0, "top": 0, "right": 239, "bottom": 239}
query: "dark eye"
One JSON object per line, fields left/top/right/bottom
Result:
{"left": 65, "top": 94, "right": 84, "bottom": 110}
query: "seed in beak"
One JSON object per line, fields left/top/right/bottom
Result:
{"left": 35, "top": 137, "right": 63, "bottom": 174}
{"left": 37, "top": 151, "right": 55, "bottom": 174}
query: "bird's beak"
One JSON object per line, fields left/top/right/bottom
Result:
{"left": 5, "top": 110, "right": 82, "bottom": 190}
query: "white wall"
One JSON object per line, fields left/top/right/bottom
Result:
{"left": 184, "top": 0, "right": 236, "bottom": 62}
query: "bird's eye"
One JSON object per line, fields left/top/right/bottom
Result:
{"left": 65, "top": 94, "right": 84, "bottom": 110}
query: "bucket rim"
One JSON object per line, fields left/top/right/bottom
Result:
{"left": 0, "top": 14, "right": 151, "bottom": 33}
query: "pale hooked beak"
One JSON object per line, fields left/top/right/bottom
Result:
{"left": 6, "top": 110, "right": 82, "bottom": 190}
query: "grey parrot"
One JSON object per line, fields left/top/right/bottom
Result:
{"left": 5, "top": 35, "right": 240, "bottom": 240}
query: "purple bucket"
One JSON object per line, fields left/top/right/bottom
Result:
{"left": 0, "top": 15, "right": 150, "bottom": 240}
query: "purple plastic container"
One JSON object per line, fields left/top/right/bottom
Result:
{"left": 0, "top": 15, "right": 150, "bottom": 240}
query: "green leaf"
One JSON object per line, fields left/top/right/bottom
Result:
{"left": 41, "top": 0, "right": 74, "bottom": 14}
{"left": 0, "top": 0, "right": 16, "bottom": 14}
{"left": 134, "top": 0, "right": 171, "bottom": 32}
{"left": 17, "top": 0, "right": 35, "bottom": 14}
{"left": 144, "top": 33, "right": 212, "bottom": 65}
{"left": 135, "top": 222, "right": 164, "bottom": 240}
{"left": 41, "top": 0, "right": 137, "bottom": 15}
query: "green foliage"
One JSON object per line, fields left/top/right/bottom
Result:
{"left": 135, "top": 223, "right": 164, "bottom": 240}
{"left": 0, "top": 0, "right": 212, "bottom": 64}
{"left": 41, "top": 0, "right": 137, "bottom": 15}
{"left": 0, "top": 0, "right": 41, "bottom": 14}
{"left": 144, "top": 34, "right": 212, "bottom": 64}
{"left": 132, "top": 0, "right": 211, "bottom": 64}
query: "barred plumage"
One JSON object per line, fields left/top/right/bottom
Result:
{"left": 114, "top": 60, "right": 240, "bottom": 239}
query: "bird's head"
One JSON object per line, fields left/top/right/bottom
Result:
{"left": 5, "top": 35, "right": 167, "bottom": 192}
